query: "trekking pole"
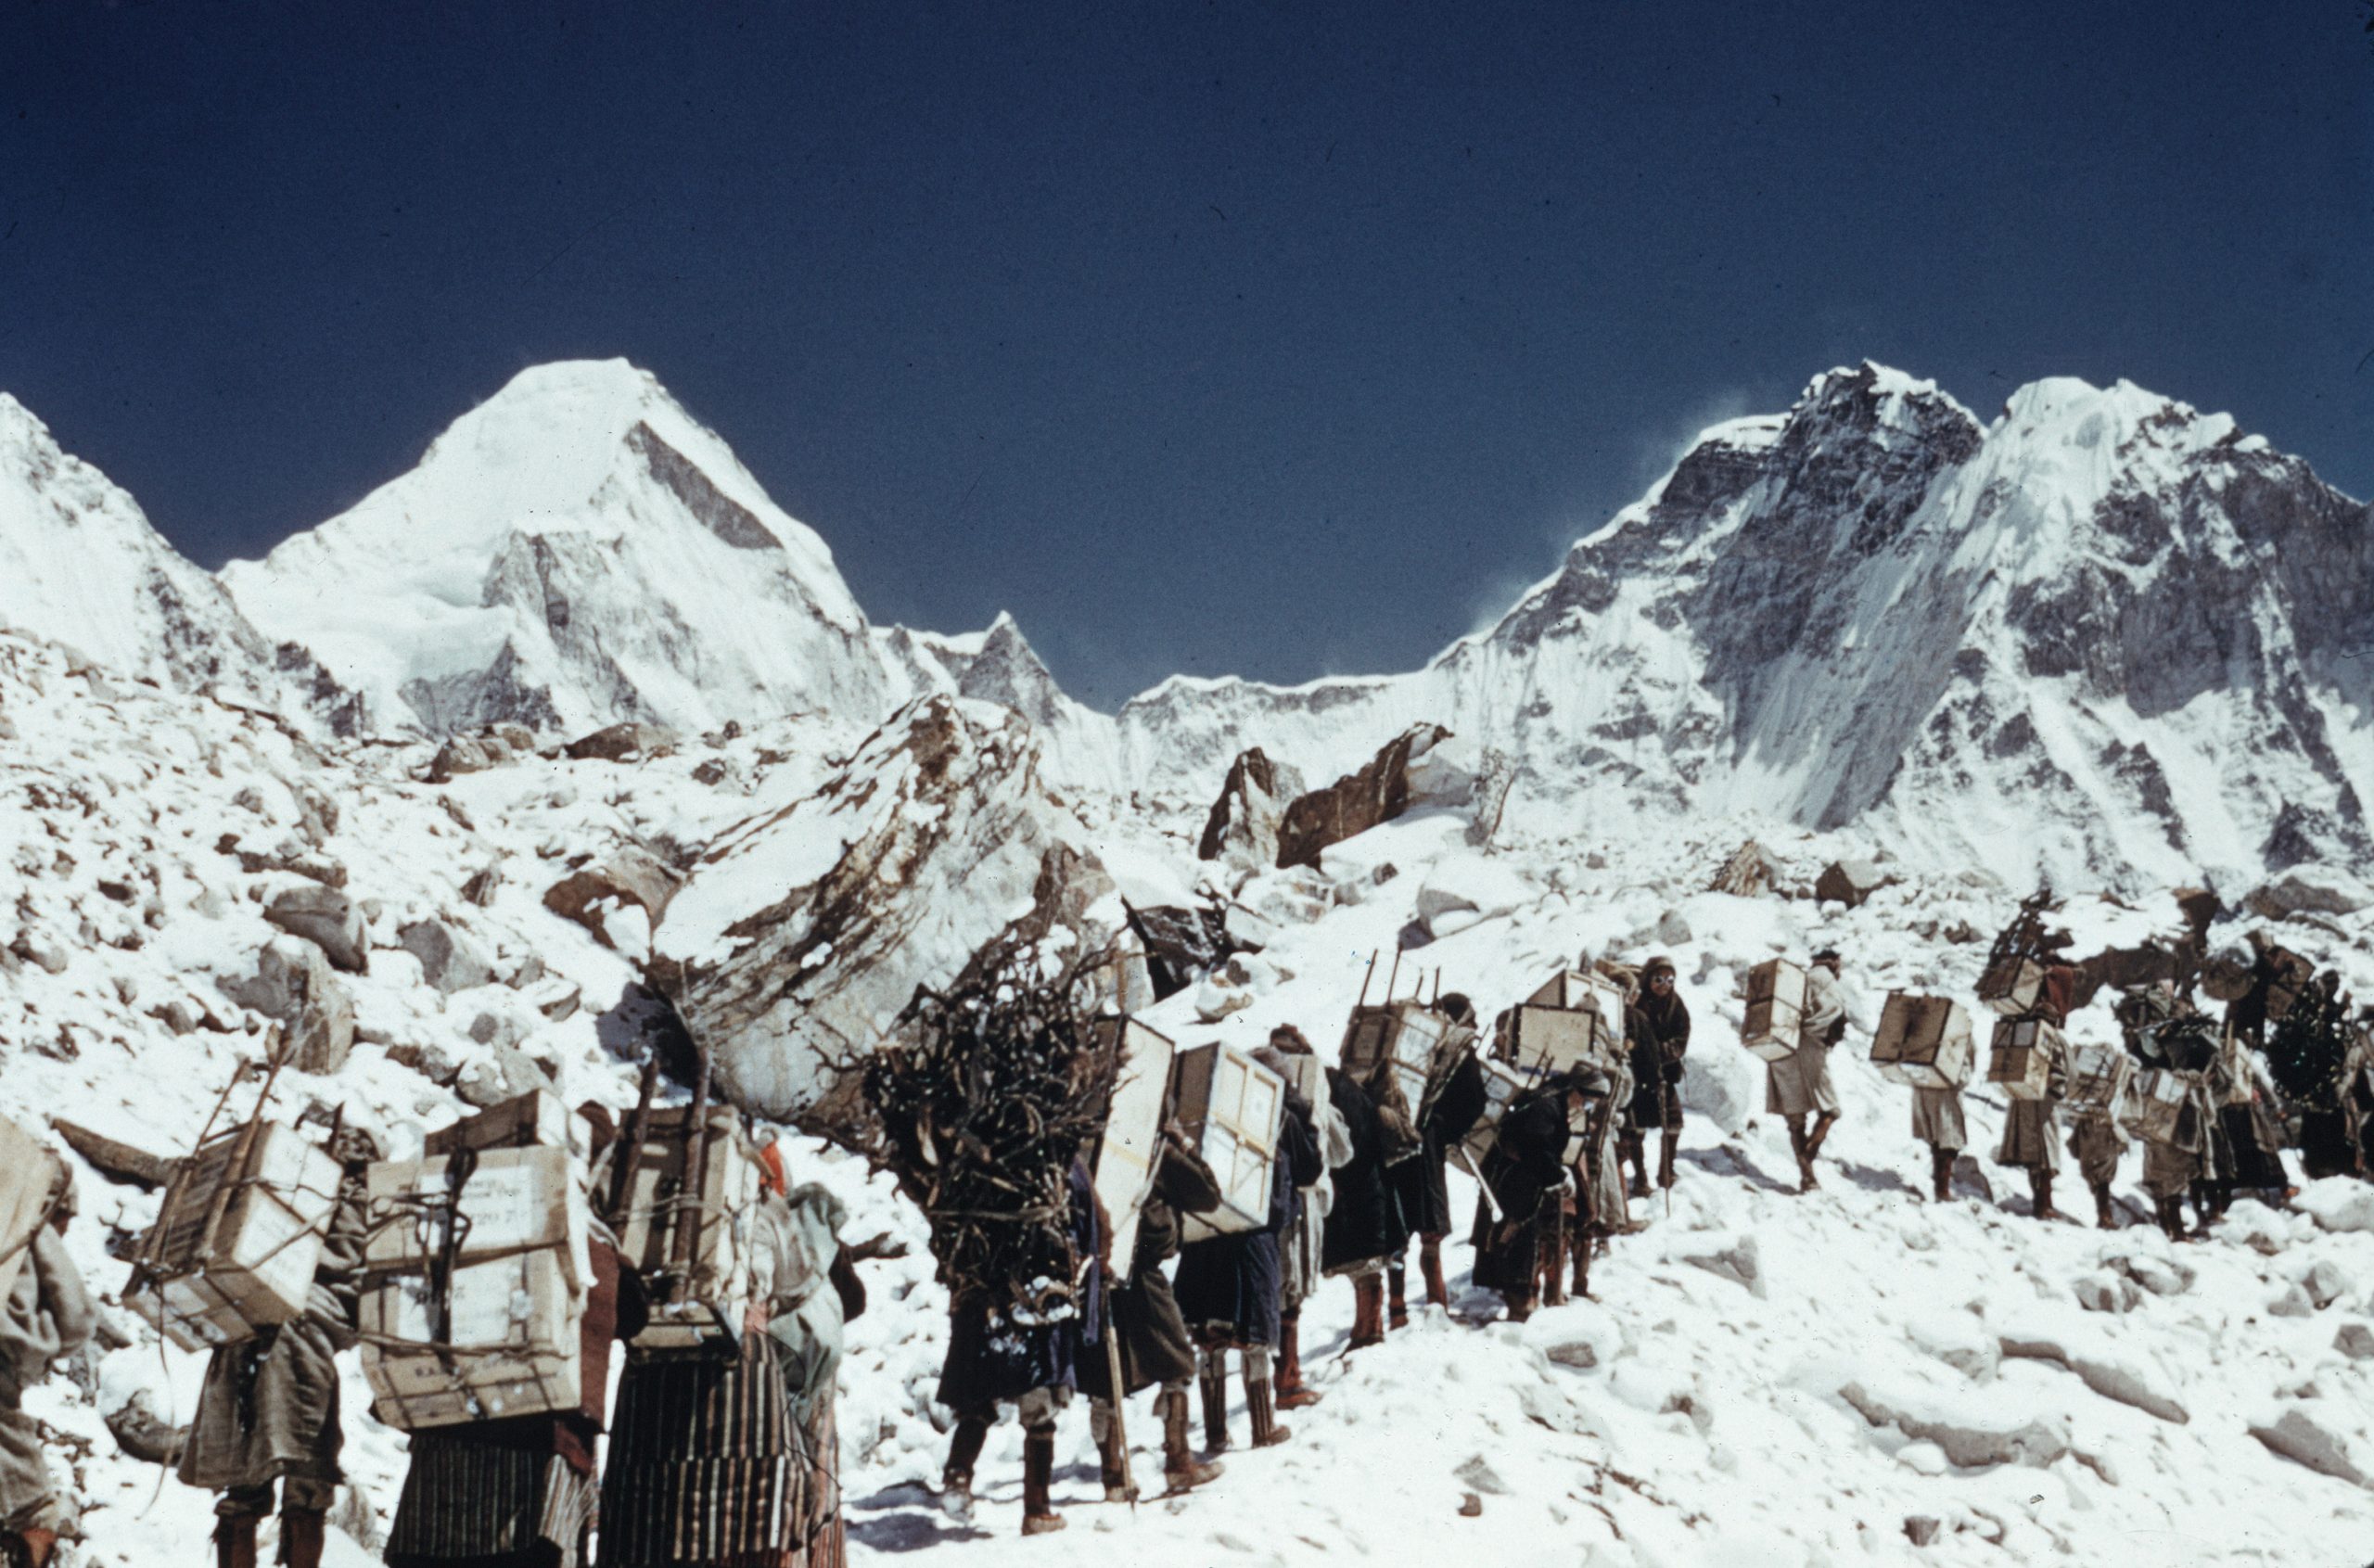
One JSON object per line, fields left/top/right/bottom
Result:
{"left": 1101, "top": 1281, "right": 1136, "bottom": 1508}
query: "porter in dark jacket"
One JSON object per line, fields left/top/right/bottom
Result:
{"left": 1320, "top": 1067, "right": 1404, "bottom": 1349}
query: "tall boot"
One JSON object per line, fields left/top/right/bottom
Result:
{"left": 1929, "top": 1145, "right": 1954, "bottom": 1202}
{"left": 2091, "top": 1181, "right": 2116, "bottom": 1230}
{"left": 215, "top": 1512, "right": 262, "bottom": 1568}
{"left": 1806, "top": 1111, "right": 1839, "bottom": 1160}
{"left": 1786, "top": 1120, "right": 1815, "bottom": 1192}
{"left": 1622, "top": 1131, "right": 1651, "bottom": 1199}
{"left": 1275, "top": 1311, "right": 1321, "bottom": 1410}
{"left": 1540, "top": 1217, "right": 1569, "bottom": 1307}
{"left": 18, "top": 1527, "right": 57, "bottom": 1568}
{"left": 1198, "top": 1347, "right": 1232, "bottom": 1454}
{"left": 1419, "top": 1237, "right": 1449, "bottom": 1308}
{"left": 2155, "top": 1195, "right": 2187, "bottom": 1243}
{"left": 1386, "top": 1261, "right": 1410, "bottom": 1331}
{"left": 280, "top": 1508, "right": 327, "bottom": 1568}
{"left": 941, "top": 1417, "right": 989, "bottom": 1523}
{"left": 1090, "top": 1398, "right": 1135, "bottom": 1503}
{"left": 1572, "top": 1212, "right": 1594, "bottom": 1299}
{"left": 1348, "top": 1274, "right": 1385, "bottom": 1350}
{"left": 2031, "top": 1169, "right": 2058, "bottom": 1222}
{"left": 1244, "top": 1350, "right": 1291, "bottom": 1447}
{"left": 1657, "top": 1128, "right": 1679, "bottom": 1191}
{"left": 1160, "top": 1389, "right": 1222, "bottom": 1494}
{"left": 1020, "top": 1425, "right": 1065, "bottom": 1536}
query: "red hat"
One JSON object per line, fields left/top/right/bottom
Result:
{"left": 756, "top": 1141, "right": 788, "bottom": 1197}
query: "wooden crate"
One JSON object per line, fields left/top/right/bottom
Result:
{"left": 1870, "top": 993, "right": 1975, "bottom": 1090}
{"left": 1976, "top": 955, "right": 2047, "bottom": 1017}
{"left": 425, "top": 1089, "right": 572, "bottom": 1156}
{"left": 1172, "top": 1042, "right": 1285, "bottom": 1243}
{"left": 364, "top": 1146, "right": 590, "bottom": 1294}
{"left": 1504, "top": 1004, "right": 1613, "bottom": 1082}
{"left": 1741, "top": 959, "right": 1808, "bottom": 1063}
{"left": 2063, "top": 1040, "right": 2133, "bottom": 1112}
{"left": 1460, "top": 1058, "right": 1531, "bottom": 1163}
{"left": 127, "top": 1122, "right": 342, "bottom": 1353}
{"left": 1338, "top": 1001, "right": 1453, "bottom": 1127}
{"left": 1525, "top": 970, "right": 1627, "bottom": 1054}
{"left": 2120, "top": 1068, "right": 2200, "bottom": 1149}
{"left": 1086, "top": 1016, "right": 1178, "bottom": 1280}
{"left": 0, "top": 1117, "right": 63, "bottom": 1308}
{"left": 1986, "top": 1017, "right": 2061, "bottom": 1102}
{"left": 361, "top": 1245, "right": 582, "bottom": 1430}
{"left": 611, "top": 1106, "right": 759, "bottom": 1349}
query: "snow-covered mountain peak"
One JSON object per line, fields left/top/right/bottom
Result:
{"left": 220, "top": 360, "right": 887, "bottom": 737}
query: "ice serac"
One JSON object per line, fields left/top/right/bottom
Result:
{"left": 0, "top": 394, "right": 356, "bottom": 727}
{"left": 220, "top": 359, "right": 894, "bottom": 738}
{"left": 1109, "top": 363, "right": 2374, "bottom": 891}
{"left": 650, "top": 695, "right": 1121, "bottom": 1131}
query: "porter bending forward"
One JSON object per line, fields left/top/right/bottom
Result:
{"left": 180, "top": 1123, "right": 375, "bottom": 1568}
{"left": 1769, "top": 951, "right": 1846, "bottom": 1192}
{"left": 0, "top": 1166, "right": 92, "bottom": 1568}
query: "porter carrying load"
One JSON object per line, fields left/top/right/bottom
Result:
{"left": 1986, "top": 1017, "right": 2061, "bottom": 1102}
{"left": 1977, "top": 894, "right": 2058, "bottom": 1016}
{"left": 124, "top": 1052, "right": 343, "bottom": 1354}
{"left": 1171, "top": 1041, "right": 1287, "bottom": 1243}
{"left": 1870, "top": 993, "right": 1976, "bottom": 1090}
{"left": 1740, "top": 959, "right": 1809, "bottom": 1064}
{"left": 1087, "top": 1015, "right": 1181, "bottom": 1278}
{"left": 358, "top": 1090, "right": 594, "bottom": 1429}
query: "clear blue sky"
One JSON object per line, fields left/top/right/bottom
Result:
{"left": 4, "top": 2, "right": 2368, "bottom": 708}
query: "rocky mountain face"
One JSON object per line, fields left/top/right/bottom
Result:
{"left": 0, "top": 394, "right": 358, "bottom": 729}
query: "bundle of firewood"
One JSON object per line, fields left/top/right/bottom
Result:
{"left": 862, "top": 938, "right": 1118, "bottom": 1319}
{"left": 2267, "top": 980, "right": 2350, "bottom": 1110}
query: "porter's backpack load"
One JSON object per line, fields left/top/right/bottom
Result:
{"left": 1986, "top": 1017, "right": 2061, "bottom": 1102}
{"left": 1086, "top": 1015, "right": 1179, "bottom": 1280}
{"left": 358, "top": 1142, "right": 592, "bottom": 1429}
{"left": 1740, "top": 959, "right": 1809, "bottom": 1063}
{"left": 0, "top": 1117, "right": 64, "bottom": 1307}
{"left": 613, "top": 1105, "right": 761, "bottom": 1349}
{"left": 1870, "top": 993, "right": 1975, "bottom": 1090}
{"left": 425, "top": 1088, "right": 573, "bottom": 1158}
{"left": 1525, "top": 970, "right": 1627, "bottom": 1056}
{"left": 2062, "top": 1039, "right": 2133, "bottom": 1113}
{"left": 1340, "top": 1000, "right": 1460, "bottom": 1163}
{"left": 1171, "top": 1041, "right": 1285, "bottom": 1243}
{"left": 1502, "top": 1004, "right": 1612, "bottom": 1085}
{"left": 2120, "top": 1068, "right": 2199, "bottom": 1149}
{"left": 127, "top": 1122, "right": 342, "bottom": 1353}
{"left": 1460, "top": 1057, "right": 1531, "bottom": 1164}
{"left": 1976, "top": 954, "right": 2047, "bottom": 1017}
{"left": 361, "top": 1247, "right": 582, "bottom": 1430}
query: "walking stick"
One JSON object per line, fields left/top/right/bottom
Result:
{"left": 1101, "top": 1278, "right": 1137, "bottom": 1508}
{"left": 1355, "top": 950, "right": 1378, "bottom": 1010}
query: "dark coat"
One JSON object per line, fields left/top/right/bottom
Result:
{"left": 936, "top": 1158, "right": 1101, "bottom": 1419}
{"left": 1172, "top": 1090, "right": 1321, "bottom": 1350}
{"left": 1470, "top": 1088, "right": 1571, "bottom": 1295}
{"left": 1627, "top": 990, "right": 1691, "bottom": 1131}
{"left": 1321, "top": 1068, "right": 1406, "bottom": 1273}
{"left": 1388, "top": 1053, "right": 1488, "bottom": 1240}
{"left": 1077, "top": 1140, "right": 1220, "bottom": 1399}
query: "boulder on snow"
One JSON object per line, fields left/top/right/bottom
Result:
{"left": 2334, "top": 1322, "right": 2374, "bottom": 1362}
{"left": 50, "top": 1117, "right": 177, "bottom": 1190}
{"left": 426, "top": 735, "right": 500, "bottom": 784}
{"left": 461, "top": 865, "right": 502, "bottom": 907}
{"left": 397, "top": 918, "right": 494, "bottom": 995}
{"left": 1275, "top": 723, "right": 1453, "bottom": 871}
{"left": 105, "top": 1386, "right": 186, "bottom": 1465}
{"left": 543, "top": 846, "right": 684, "bottom": 951}
{"left": 2252, "top": 1407, "right": 2374, "bottom": 1489}
{"left": 263, "top": 884, "right": 367, "bottom": 974}
{"left": 1673, "top": 1232, "right": 1765, "bottom": 1297}
{"left": 651, "top": 696, "right": 1124, "bottom": 1129}
{"left": 2245, "top": 865, "right": 2374, "bottom": 921}
{"left": 1996, "top": 1318, "right": 2189, "bottom": 1423}
{"left": 1411, "top": 860, "right": 1532, "bottom": 938}
{"left": 1814, "top": 859, "right": 1895, "bottom": 909}
{"left": 2296, "top": 1179, "right": 2374, "bottom": 1235}
{"left": 220, "top": 937, "right": 355, "bottom": 1075}
{"left": 1123, "top": 902, "right": 1246, "bottom": 1001}
{"left": 1197, "top": 747, "right": 1304, "bottom": 871}
{"left": 1707, "top": 840, "right": 1779, "bottom": 898}
{"left": 1679, "top": 1045, "right": 1758, "bottom": 1136}
{"left": 563, "top": 720, "right": 676, "bottom": 762}
{"left": 1839, "top": 1378, "right": 2071, "bottom": 1469}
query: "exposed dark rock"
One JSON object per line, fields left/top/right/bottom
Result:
{"left": 263, "top": 884, "right": 367, "bottom": 974}
{"left": 1276, "top": 723, "right": 1453, "bottom": 871}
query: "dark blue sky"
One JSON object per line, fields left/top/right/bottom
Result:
{"left": 5, "top": 2, "right": 2368, "bottom": 708}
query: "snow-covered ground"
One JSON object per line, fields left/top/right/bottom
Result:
{"left": 7, "top": 627, "right": 2374, "bottom": 1568}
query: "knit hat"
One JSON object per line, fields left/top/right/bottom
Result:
{"left": 1642, "top": 956, "right": 1677, "bottom": 979}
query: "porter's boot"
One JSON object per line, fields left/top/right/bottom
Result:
{"left": 281, "top": 1509, "right": 327, "bottom": 1568}
{"left": 1930, "top": 1145, "right": 1954, "bottom": 1202}
{"left": 1090, "top": 1398, "right": 1135, "bottom": 1503}
{"left": 1540, "top": 1218, "right": 1569, "bottom": 1307}
{"left": 1347, "top": 1274, "right": 1386, "bottom": 1350}
{"left": 1657, "top": 1128, "right": 1679, "bottom": 1191}
{"left": 2091, "top": 1181, "right": 2117, "bottom": 1230}
{"left": 1386, "top": 1262, "right": 1410, "bottom": 1331}
{"left": 1198, "top": 1347, "right": 1232, "bottom": 1454}
{"left": 1786, "top": 1120, "right": 1816, "bottom": 1192}
{"left": 214, "top": 1512, "right": 262, "bottom": 1568}
{"left": 17, "top": 1527, "right": 57, "bottom": 1568}
{"left": 1806, "top": 1111, "right": 1839, "bottom": 1161}
{"left": 1021, "top": 1425, "right": 1066, "bottom": 1536}
{"left": 2155, "top": 1196, "right": 2188, "bottom": 1243}
{"left": 1572, "top": 1217, "right": 1593, "bottom": 1299}
{"left": 941, "top": 1417, "right": 989, "bottom": 1523}
{"left": 1244, "top": 1349, "right": 1291, "bottom": 1448}
{"left": 1160, "top": 1389, "right": 1222, "bottom": 1494}
{"left": 1623, "top": 1132, "right": 1651, "bottom": 1200}
{"left": 2030, "top": 1168, "right": 2058, "bottom": 1222}
{"left": 1275, "top": 1311, "right": 1321, "bottom": 1409}
{"left": 1419, "top": 1237, "right": 1450, "bottom": 1309}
